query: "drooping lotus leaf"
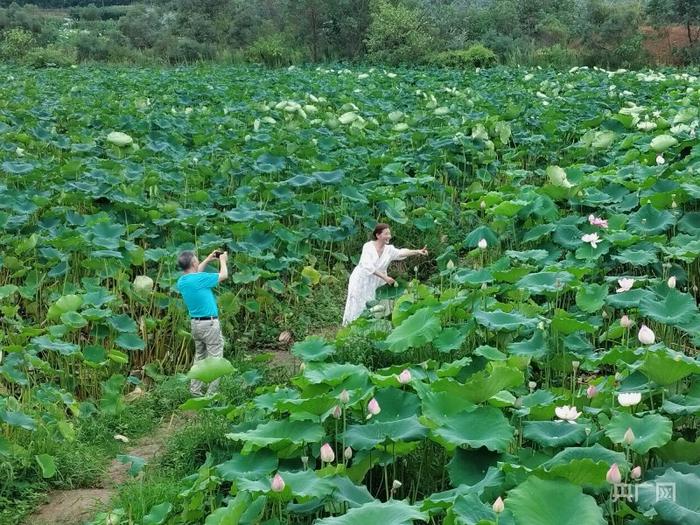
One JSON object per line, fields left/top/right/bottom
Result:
{"left": 662, "top": 395, "right": 700, "bottom": 416}
{"left": 215, "top": 449, "right": 278, "bottom": 481}
{"left": 431, "top": 364, "right": 523, "bottom": 404}
{"left": 446, "top": 447, "right": 502, "bottom": 487}
{"left": 536, "top": 458, "right": 616, "bottom": 490}
{"left": 445, "top": 494, "right": 507, "bottom": 525}
{"left": 605, "top": 412, "right": 672, "bottom": 454}
{"left": 506, "top": 476, "right": 605, "bottom": 525}
{"left": 507, "top": 330, "right": 550, "bottom": 359}
{"left": 422, "top": 467, "right": 504, "bottom": 511}
{"left": 432, "top": 406, "right": 514, "bottom": 452}
{"left": 639, "top": 288, "right": 698, "bottom": 326}
{"left": 313, "top": 500, "right": 427, "bottom": 525}
{"left": 575, "top": 283, "right": 608, "bottom": 313}
{"left": 385, "top": 307, "right": 441, "bottom": 353}
{"left": 291, "top": 336, "right": 335, "bottom": 362}
{"left": 300, "top": 363, "right": 369, "bottom": 386}
{"left": 115, "top": 333, "right": 146, "bottom": 351}
{"left": 344, "top": 416, "right": 428, "bottom": 450}
{"left": 657, "top": 439, "right": 700, "bottom": 464}
{"left": 605, "top": 288, "right": 654, "bottom": 309}
{"left": 464, "top": 226, "right": 499, "bottom": 248}
{"left": 432, "top": 327, "right": 468, "bottom": 353}
{"left": 31, "top": 335, "right": 80, "bottom": 356}
{"left": 522, "top": 421, "right": 588, "bottom": 448}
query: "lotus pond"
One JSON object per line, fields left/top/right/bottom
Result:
{"left": 1, "top": 65, "right": 700, "bottom": 525}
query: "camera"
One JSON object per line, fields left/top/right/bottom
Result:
{"left": 213, "top": 250, "right": 223, "bottom": 258}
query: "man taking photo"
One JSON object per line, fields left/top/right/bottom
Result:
{"left": 176, "top": 249, "right": 228, "bottom": 397}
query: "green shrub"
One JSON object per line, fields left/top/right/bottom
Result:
{"left": 428, "top": 43, "right": 498, "bottom": 68}
{"left": 675, "top": 42, "right": 700, "bottom": 65}
{"left": 24, "top": 46, "right": 76, "bottom": 67}
{"left": 152, "top": 34, "right": 215, "bottom": 64}
{"left": 245, "top": 33, "right": 301, "bottom": 67}
{"left": 365, "top": 0, "right": 433, "bottom": 65}
{"left": 0, "top": 27, "right": 34, "bottom": 60}
{"left": 531, "top": 44, "right": 580, "bottom": 68}
{"left": 74, "top": 32, "right": 111, "bottom": 62}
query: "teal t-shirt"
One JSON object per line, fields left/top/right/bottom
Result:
{"left": 177, "top": 272, "right": 219, "bottom": 317}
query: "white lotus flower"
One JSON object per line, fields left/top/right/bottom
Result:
{"left": 555, "top": 405, "right": 581, "bottom": 423}
{"left": 638, "top": 324, "right": 655, "bottom": 345}
{"left": 656, "top": 154, "right": 665, "bottom": 165}
{"left": 616, "top": 278, "right": 635, "bottom": 293}
{"left": 618, "top": 392, "right": 642, "bottom": 407}
{"left": 478, "top": 238, "right": 488, "bottom": 250}
{"left": 581, "top": 233, "right": 600, "bottom": 249}
{"left": 667, "top": 276, "right": 676, "bottom": 289}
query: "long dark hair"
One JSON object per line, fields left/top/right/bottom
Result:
{"left": 372, "top": 223, "right": 390, "bottom": 240}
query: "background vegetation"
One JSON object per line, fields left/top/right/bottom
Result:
{"left": 0, "top": 0, "right": 699, "bottom": 68}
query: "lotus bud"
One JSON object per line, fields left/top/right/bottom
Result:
{"left": 301, "top": 456, "right": 309, "bottom": 468}
{"left": 299, "top": 362, "right": 306, "bottom": 372}
{"left": 620, "top": 315, "right": 632, "bottom": 328}
{"left": 446, "top": 259, "right": 455, "bottom": 270}
{"left": 572, "top": 360, "right": 580, "bottom": 371}
{"left": 538, "top": 321, "right": 545, "bottom": 330}
{"left": 606, "top": 463, "right": 622, "bottom": 484}
{"left": 271, "top": 473, "right": 285, "bottom": 492}
{"left": 480, "top": 200, "right": 486, "bottom": 209}
{"left": 694, "top": 285, "right": 699, "bottom": 294}
{"left": 398, "top": 369, "right": 412, "bottom": 384}
{"left": 623, "top": 427, "right": 635, "bottom": 445}
{"left": 528, "top": 381, "right": 537, "bottom": 391}
{"left": 339, "top": 389, "right": 350, "bottom": 404}
{"left": 493, "top": 496, "right": 505, "bottom": 514}
{"left": 638, "top": 324, "right": 655, "bottom": 345}
{"left": 478, "top": 238, "right": 488, "bottom": 250}
{"left": 656, "top": 154, "right": 665, "bottom": 165}
{"left": 332, "top": 405, "right": 342, "bottom": 419}
{"left": 587, "top": 385, "right": 598, "bottom": 398}
{"left": 344, "top": 447, "right": 353, "bottom": 460}
{"left": 133, "top": 275, "right": 154, "bottom": 294}
{"left": 667, "top": 276, "right": 676, "bottom": 288}
{"left": 631, "top": 466, "right": 642, "bottom": 480}
{"left": 367, "top": 398, "right": 381, "bottom": 417}
{"left": 672, "top": 200, "right": 678, "bottom": 208}
{"left": 320, "top": 443, "right": 335, "bottom": 463}
{"left": 391, "top": 480, "right": 402, "bottom": 491}
{"left": 602, "top": 310, "right": 608, "bottom": 319}
{"left": 481, "top": 282, "right": 488, "bottom": 290}
{"left": 585, "top": 427, "right": 591, "bottom": 435}
{"left": 514, "top": 397, "right": 523, "bottom": 408}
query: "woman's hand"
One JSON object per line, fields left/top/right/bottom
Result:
{"left": 384, "top": 275, "right": 396, "bottom": 285}
{"left": 417, "top": 246, "right": 428, "bottom": 256}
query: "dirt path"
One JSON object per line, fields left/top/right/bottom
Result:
{"left": 27, "top": 412, "right": 189, "bottom": 525}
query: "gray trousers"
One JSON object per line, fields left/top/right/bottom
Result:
{"left": 190, "top": 318, "right": 224, "bottom": 395}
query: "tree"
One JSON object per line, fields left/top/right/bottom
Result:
{"left": 647, "top": 0, "right": 700, "bottom": 44}
{"left": 365, "top": 0, "right": 433, "bottom": 65}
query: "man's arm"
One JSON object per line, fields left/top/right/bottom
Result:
{"left": 217, "top": 252, "right": 229, "bottom": 283}
{"left": 198, "top": 251, "right": 217, "bottom": 273}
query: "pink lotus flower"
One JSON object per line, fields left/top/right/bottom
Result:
{"left": 616, "top": 278, "right": 635, "bottom": 293}
{"left": 493, "top": 496, "right": 505, "bottom": 514}
{"left": 398, "top": 369, "right": 412, "bottom": 384}
{"left": 620, "top": 315, "right": 632, "bottom": 328}
{"left": 555, "top": 405, "right": 581, "bottom": 423}
{"left": 367, "top": 398, "right": 381, "bottom": 417}
{"left": 638, "top": 324, "right": 655, "bottom": 345}
{"left": 588, "top": 214, "right": 608, "bottom": 228}
{"left": 339, "top": 389, "right": 350, "bottom": 404}
{"left": 581, "top": 233, "right": 600, "bottom": 249}
{"left": 332, "top": 405, "right": 342, "bottom": 419}
{"left": 631, "top": 466, "right": 642, "bottom": 480}
{"left": 271, "top": 473, "right": 285, "bottom": 492}
{"left": 320, "top": 443, "right": 335, "bottom": 463}
{"left": 606, "top": 463, "right": 622, "bottom": 484}
{"left": 586, "top": 385, "right": 598, "bottom": 398}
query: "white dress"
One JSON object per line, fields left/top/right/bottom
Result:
{"left": 342, "top": 241, "right": 411, "bottom": 325}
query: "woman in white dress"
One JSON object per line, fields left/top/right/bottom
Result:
{"left": 342, "top": 223, "right": 428, "bottom": 325}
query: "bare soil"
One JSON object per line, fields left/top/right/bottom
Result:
{"left": 27, "top": 412, "right": 188, "bottom": 525}
{"left": 642, "top": 25, "right": 699, "bottom": 64}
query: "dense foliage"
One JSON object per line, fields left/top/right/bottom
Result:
{"left": 1, "top": 63, "right": 699, "bottom": 523}
{"left": 0, "top": 0, "right": 699, "bottom": 67}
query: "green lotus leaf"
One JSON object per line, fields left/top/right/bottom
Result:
{"left": 48, "top": 294, "right": 83, "bottom": 319}
{"left": 678, "top": 212, "right": 700, "bottom": 235}
{"left": 31, "top": 335, "right": 80, "bottom": 356}
{"left": 628, "top": 204, "right": 676, "bottom": 235}
{"left": 115, "top": 333, "right": 146, "bottom": 351}
{"left": 187, "top": 356, "right": 235, "bottom": 383}
{"left": 639, "top": 289, "right": 698, "bottom": 325}
{"left": 385, "top": 307, "right": 441, "bottom": 353}
{"left": 432, "top": 364, "right": 523, "bottom": 404}
{"left": 474, "top": 310, "right": 537, "bottom": 331}
{"left": 507, "top": 330, "right": 550, "bottom": 359}
{"left": 536, "top": 458, "right": 614, "bottom": 490}
{"left": 0, "top": 409, "right": 36, "bottom": 430}
{"left": 637, "top": 468, "right": 700, "bottom": 525}
{"left": 452, "top": 268, "right": 493, "bottom": 286}
{"left": 432, "top": 327, "right": 468, "bottom": 353}
{"left": 291, "top": 336, "right": 335, "bottom": 362}
{"left": 650, "top": 134, "right": 678, "bottom": 152}
{"left": 516, "top": 271, "right": 574, "bottom": 294}
{"left": 446, "top": 447, "right": 502, "bottom": 487}
{"left": 639, "top": 347, "right": 700, "bottom": 385}
{"left": 344, "top": 416, "right": 428, "bottom": 450}
{"left": 142, "top": 502, "right": 172, "bottom": 525}
{"left": 215, "top": 450, "right": 278, "bottom": 481}
{"left": 108, "top": 314, "right": 138, "bottom": 333}
{"left": 506, "top": 476, "right": 605, "bottom": 525}
{"left": 657, "top": 438, "right": 700, "bottom": 464}
{"left": 612, "top": 245, "right": 659, "bottom": 266}
{"left": 551, "top": 310, "right": 595, "bottom": 334}
{"left": 605, "top": 288, "right": 654, "bottom": 309}
{"left": 416, "top": 386, "right": 475, "bottom": 427}
{"left": 301, "top": 363, "right": 369, "bottom": 386}
{"left": 662, "top": 395, "right": 700, "bottom": 416}
{"left": 542, "top": 444, "right": 627, "bottom": 470}
{"left": 575, "top": 283, "right": 608, "bottom": 313}
{"left": 522, "top": 421, "right": 588, "bottom": 448}
{"left": 522, "top": 223, "right": 556, "bottom": 243}
{"left": 445, "top": 494, "right": 505, "bottom": 525}
{"left": 432, "top": 406, "right": 514, "bottom": 452}
{"left": 60, "top": 311, "right": 87, "bottom": 330}
{"left": 226, "top": 419, "right": 324, "bottom": 452}
{"left": 605, "top": 412, "right": 672, "bottom": 454}
{"left": 465, "top": 226, "right": 498, "bottom": 248}
{"left": 35, "top": 454, "right": 57, "bottom": 478}
{"left": 313, "top": 500, "right": 427, "bottom": 525}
